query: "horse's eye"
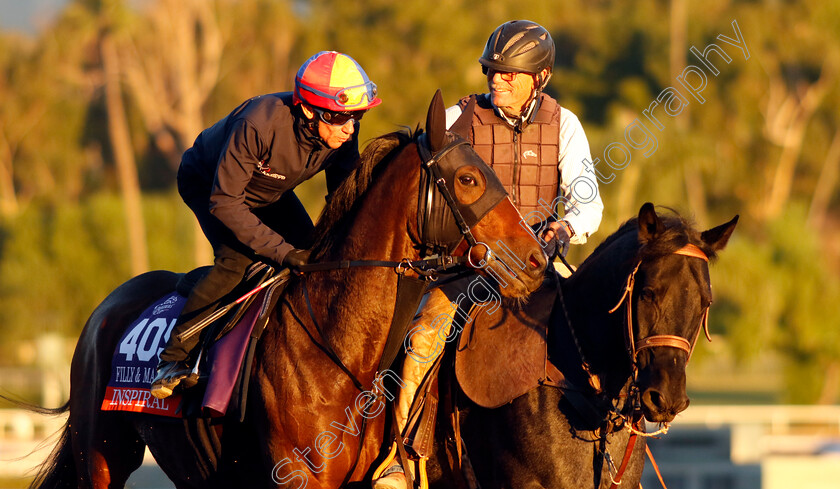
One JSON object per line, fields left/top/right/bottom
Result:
{"left": 458, "top": 175, "right": 477, "bottom": 186}
{"left": 640, "top": 288, "right": 655, "bottom": 302}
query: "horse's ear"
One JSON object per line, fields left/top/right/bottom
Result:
{"left": 426, "top": 89, "right": 446, "bottom": 152}
{"left": 701, "top": 215, "right": 739, "bottom": 252}
{"left": 637, "top": 202, "right": 664, "bottom": 242}
{"left": 449, "top": 95, "right": 476, "bottom": 140}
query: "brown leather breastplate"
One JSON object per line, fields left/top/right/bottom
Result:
{"left": 460, "top": 93, "right": 561, "bottom": 224}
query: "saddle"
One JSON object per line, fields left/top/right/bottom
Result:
{"left": 392, "top": 272, "right": 566, "bottom": 465}
{"left": 101, "top": 263, "right": 290, "bottom": 420}
{"left": 454, "top": 271, "right": 561, "bottom": 408}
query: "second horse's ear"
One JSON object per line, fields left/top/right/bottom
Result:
{"left": 426, "top": 89, "right": 446, "bottom": 152}
{"left": 637, "top": 202, "right": 664, "bottom": 243}
{"left": 449, "top": 96, "right": 475, "bottom": 141}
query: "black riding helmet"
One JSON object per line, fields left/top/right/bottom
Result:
{"left": 479, "top": 20, "right": 555, "bottom": 91}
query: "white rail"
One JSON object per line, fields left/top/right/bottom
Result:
{"left": 674, "top": 404, "right": 840, "bottom": 434}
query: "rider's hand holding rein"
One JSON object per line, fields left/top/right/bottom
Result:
{"left": 542, "top": 220, "right": 573, "bottom": 259}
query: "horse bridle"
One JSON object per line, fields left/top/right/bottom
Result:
{"left": 608, "top": 243, "right": 712, "bottom": 365}
{"left": 291, "top": 131, "right": 509, "bottom": 488}
{"left": 415, "top": 132, "right": 507, "bottom": 267}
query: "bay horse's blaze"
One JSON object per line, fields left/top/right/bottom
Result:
{"left": 26, "top": 90, "right": 545, "bottom": 489}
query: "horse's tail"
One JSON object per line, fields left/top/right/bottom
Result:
{"left": 0, "top": 397, "right": 76, "bottom": 489}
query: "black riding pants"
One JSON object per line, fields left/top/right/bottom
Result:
{"left": 160, "top": 177, "right": 314, "bottom": 363}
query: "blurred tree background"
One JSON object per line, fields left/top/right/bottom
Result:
{"left": 0, "top": 0, "right": 837, "bottom": 404}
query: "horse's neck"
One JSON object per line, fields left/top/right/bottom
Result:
{"left": 290, "top": 165, "right": 419, "bottom": 380}
{"left": 563, "top": 234, "right": 638, "bottom": 383}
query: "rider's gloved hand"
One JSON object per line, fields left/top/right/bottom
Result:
{"left": 541, "top": 221, "right": 572, "bottom": 259}
{"left": 282, "top": 248, "right": 311, "bottom": 269}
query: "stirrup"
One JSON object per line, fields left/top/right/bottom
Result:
{"left": 150, "top": 361, "right": 197, "bottom": 399}
{"left": 372, "top": 463, "right": 406, "bottom": 489}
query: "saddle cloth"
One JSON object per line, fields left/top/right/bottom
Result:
{"left": 100, "top": 289, "right": 264, "bottom": 417}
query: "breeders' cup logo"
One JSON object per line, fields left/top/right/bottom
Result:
{"left": 523, "top": 150, "right": 537, "bottom": 160}
{"left": 153, "top": 295, "right": 179, "bottom": 316}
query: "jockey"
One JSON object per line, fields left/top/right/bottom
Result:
{"left": 373, "top": 21, "right": 603, "bottom": 489}
{"left": 151, "top": 51, "right": 381, "bottom": 399}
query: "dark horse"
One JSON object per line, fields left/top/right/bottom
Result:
{"left": 28, "top": 91, "right": 547, "bottom": 489}
{"left": 429, "top": 203, "right": 738, "bottom": 488}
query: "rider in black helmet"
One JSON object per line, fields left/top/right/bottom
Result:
{"left": 464, "top": 19, "right": 602, "bottom": 246}
{"left": 372, "top": 20, "right": 604, "bottom": 489}
{"left": 479, "top": 19, "right": 555, "bottom": 111}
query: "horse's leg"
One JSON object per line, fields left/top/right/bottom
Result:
{"left": 69, "top": 325, "right": 145, "bottom": 487}
{"left": 139, "top": 418, "right": 221, "bottom": 489}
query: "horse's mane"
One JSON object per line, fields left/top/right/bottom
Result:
{"left": 581, "top": 207, "right": 719, "bottom": 268}
{"left": 309, "top": 128, "right": 417, "bottom": 259}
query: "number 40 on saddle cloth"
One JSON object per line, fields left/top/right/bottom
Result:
{"left": 100, "top": 290, "right": 262, "bottom": 417}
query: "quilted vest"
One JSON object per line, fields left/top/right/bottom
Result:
{"left": 459, "top": 93, "right": 561, "bottom": 224}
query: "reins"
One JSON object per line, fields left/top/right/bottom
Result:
{"left": 297, "top": 255, "right": 468, "bottom": 278}
{"left": 547, "top": 242, "right": 712, "bottom": 489}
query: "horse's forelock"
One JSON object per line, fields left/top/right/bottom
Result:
{"left": 309, "top": 129, "right": 416, "bottom": 258}
{"left": 637, "top": 210, "right": 720, "bottom": 262}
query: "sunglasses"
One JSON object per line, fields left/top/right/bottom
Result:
{"left": 310, "top": 106, "right": 366, "bottom": 126}
{"left": 301, "top": 81, "right": 378, "bottom": 108}
{"left": 482, "top": 67, "right": 518, "bottom": 82}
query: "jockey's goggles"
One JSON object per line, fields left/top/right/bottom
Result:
{"left": 310, "top": 106, "right": 366, "bottom": 126}
{"left": 302, "top": 81, "right": 378, "bottom": 109}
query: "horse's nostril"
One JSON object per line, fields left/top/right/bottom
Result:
{"left": 645, "top": 389, "right": 666, "bottom": 410}
{"left": 529, "top": 254, "right": 541, "bottom": 269}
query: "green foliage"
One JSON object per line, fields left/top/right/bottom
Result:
{"left": 0, "top": 0, "right": 838, "bottom": 403}
{"left": 709, "top": 205, "right": 840, "bottom": 402}
{"left": 0, "top": 196, "right": 127, "bottom": 357}
{"left": 0, "top": 191, "right": 193, "bottom": 365}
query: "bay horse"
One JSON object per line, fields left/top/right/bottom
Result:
{"left": 28, "top": 91, "right": 547, "bottom": 489}
{"left": 428, "top": 203, "right": 738, "bottom": 488}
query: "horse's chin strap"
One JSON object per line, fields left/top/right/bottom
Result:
{"left": 608, "top": 243, "right": 712, "bottom": 365}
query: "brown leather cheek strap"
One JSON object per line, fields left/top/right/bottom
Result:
{"left": 609, "top": 243, "right": 711, "bottom": 364}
